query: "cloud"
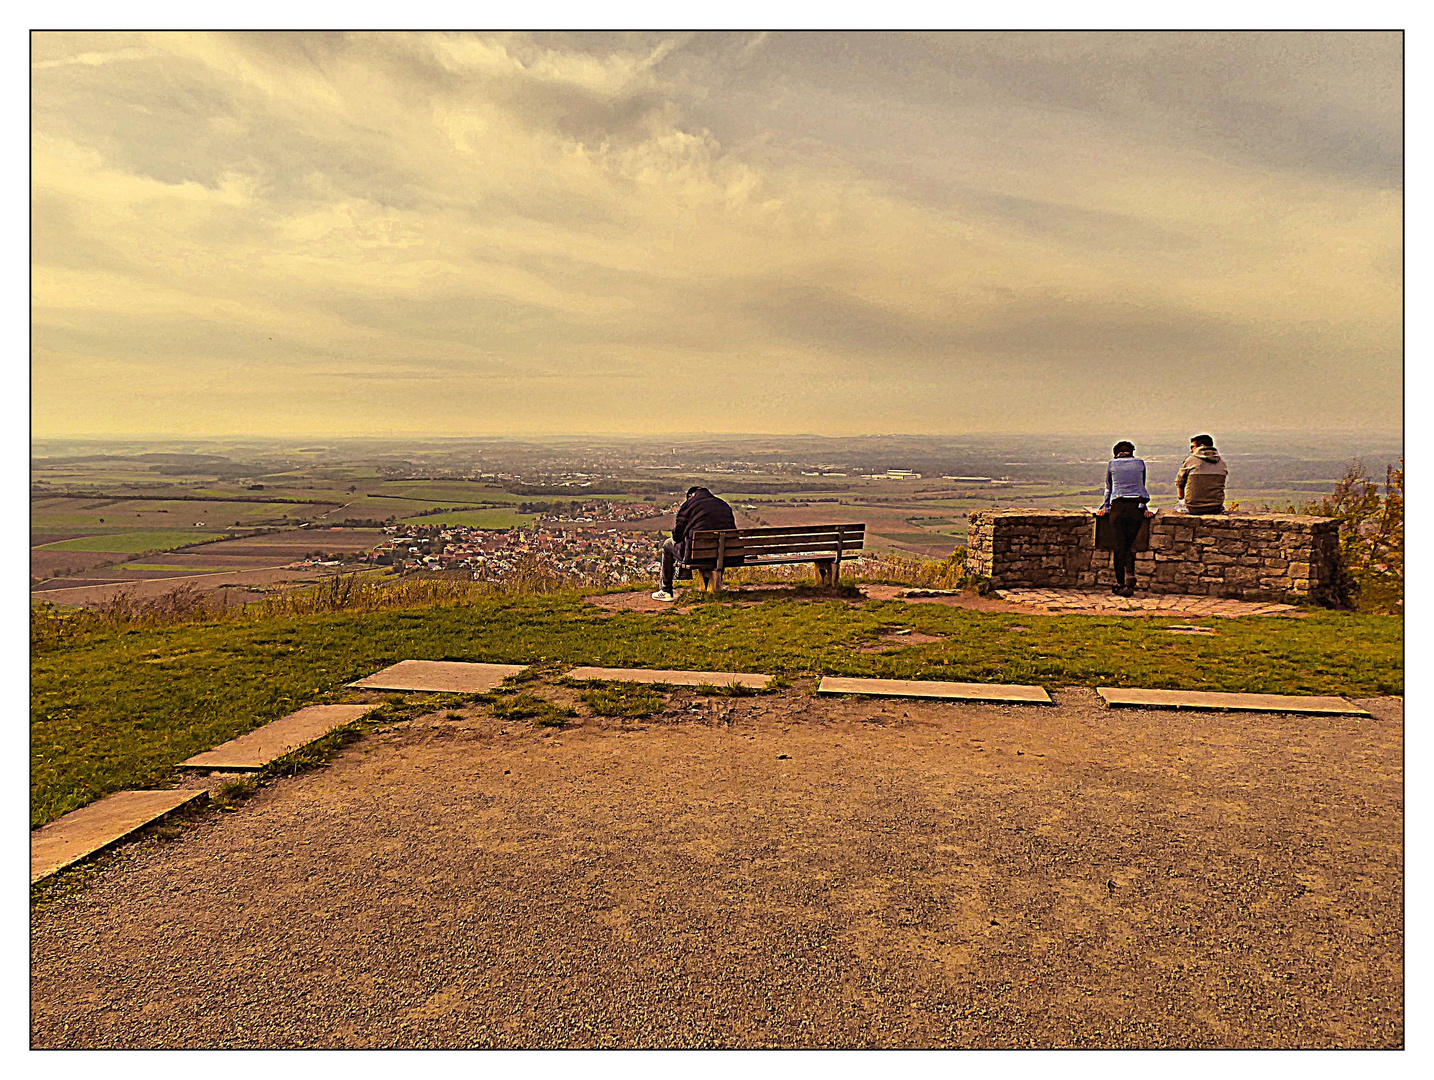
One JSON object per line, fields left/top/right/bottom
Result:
{"left": 29, "top": 31, "right": 1402, "bottom": 437}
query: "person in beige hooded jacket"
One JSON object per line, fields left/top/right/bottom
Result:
{"left": 1176, "top": 434, "right": 1228, "bottom": 514}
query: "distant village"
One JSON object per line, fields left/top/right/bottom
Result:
{"left": 353, "top": 499, "right": 684, "bottom": 586}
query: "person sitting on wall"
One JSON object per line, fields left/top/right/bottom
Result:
{"left": 1095, "top": 440, "right": 1155, "bottom": 597}
{"left": 651, "top": 485, "right": 736, "bottom": 603}
{"left": 1176, "top": 434, "right": 1229, "bottom": 514}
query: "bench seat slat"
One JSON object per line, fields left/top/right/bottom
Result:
{"left": 699, "top": 545, "right": 865, "bottom": 559}
{"left": 686, "top": 548, "right": 864, "bottom": 564}
{"left": 688, "top": 532, "right": 865, "bottom": 548}
{"left": 695, "top": 524, "right": 866, "bottom": 537}
{"left": 688, "top": 536, "right": 867, "bottom": 553}
{"left": 681, "top": 524, "right": 865, "bottom": 579}
{"left": 684, "top": 552, "right": 861, "bottom": 568}
{"left": 688, "top": 534, "right": 863, "bottom": 547}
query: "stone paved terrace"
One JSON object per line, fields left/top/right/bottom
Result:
{"left": 992, "top": 588, "right": 1304, "bottom": 617}
{"left": 968, "top": 509, "right": 1344, "bottom": 605}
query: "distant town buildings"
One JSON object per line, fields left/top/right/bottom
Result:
{"left": 359, "top": 500, "right": 683, "bottom": 585}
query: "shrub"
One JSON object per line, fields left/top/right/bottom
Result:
{"left": 1293, "top": 460, "right": 1402, "bottom": 613}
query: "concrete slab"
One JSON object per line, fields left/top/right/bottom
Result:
{"left": 348, "top": 660, "right": 528, "bottom": 693}
{"left": 817, "top": 676, "right": 1052, "bottom": 704}
{"left": 32, "top": 789, "right": 209, "bottom": 884}
{"left": 566, "top": 666, "right": 772, "bottom": 689}
{"left": 1096, "top": 687, "right": 1370, "bottom": 716}
{"left": 181, "top": 704, "right": 379, "bottom": 771}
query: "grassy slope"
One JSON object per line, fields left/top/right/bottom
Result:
{"left": 31, "top": 595, "right": 1401, "bottom": 827}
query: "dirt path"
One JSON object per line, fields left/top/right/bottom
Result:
{"left": 30, "top": 688, "right": 1402, "bottom": 1048}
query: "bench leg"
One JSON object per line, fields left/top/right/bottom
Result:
{"left": 815, "top": 560, "right": 833, "bottom": 587}
{"left": 831, "top": 558, "right": 841, "bottom": 586}
{"left": 711, "top": 569, "right": 723, "bottom": 593}
{"left": 698, "top": 569, "right": 711, "bottom": 591}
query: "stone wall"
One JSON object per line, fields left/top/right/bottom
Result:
{"left": 965, "top": 509, "right": 1345, "bottom": 605}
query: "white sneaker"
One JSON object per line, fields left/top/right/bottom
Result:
{"left": 651, "top": 589, "right": 676, "bottom": 602}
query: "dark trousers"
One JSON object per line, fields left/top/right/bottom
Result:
{"left": 658, "top": 537, "right": 680, "bottom": 591}
{"left": 1109, "top": 499, "right": 1146, "bottom": 585}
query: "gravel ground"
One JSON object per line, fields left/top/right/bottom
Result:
{"left": 30, "top": 686, "right": 1403, "bottom": 1048}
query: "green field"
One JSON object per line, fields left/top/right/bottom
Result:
{"left": 31, "top": 593, "right": 1401, "bottom": 827}
{"left": 38, "top": 531, "right": 226, "bottom": 553}
{"left": 399, "top": 509, "right": 537, "bottom": 529}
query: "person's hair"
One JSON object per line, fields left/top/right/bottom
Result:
{"left": 686, "top": 485, "right": 704, "bottom": 497}
{"left": 1191, "top": 434, "right": 1215, "bottom": 448}
{"left": 1112, "top": 440, "right": 1135, "bottom": 457}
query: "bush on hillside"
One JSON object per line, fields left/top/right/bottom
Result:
{"left": 1293, "top": 460, "right": 1403, "bottom": 614}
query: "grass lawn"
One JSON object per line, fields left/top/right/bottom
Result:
{"left": 38, "top": 531, "right": 227, "bottom": 553}
{"left": 30, "top": 592, "right": 1400, "bottom": 829}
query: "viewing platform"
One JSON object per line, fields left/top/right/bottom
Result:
{"left": 966, "top": 509, "right": 1345, "bottom": 605}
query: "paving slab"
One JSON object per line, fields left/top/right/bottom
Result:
{"left": 181, "top": 704, "right": 380, "bottom": 771}
{"left": 817, "top": 676, "right": 1052, "bottom": 704}
{"left": 566, "top": 666, "right": 772, "bottom": 689}
{"left": 348, "top": 660, "right": 528, "bottom": 693}
{"left": 1097, "top": 687, "right": 1370, "bottom": 716}
{"left": 31, "top": 789, "right": 209, "bottom": 884}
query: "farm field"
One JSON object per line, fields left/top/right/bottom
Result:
{"left": 38, "top": 531, "right": 226, "bottom": 553}
{"left": 32, "top": 435, "right": 1401, "bottom": 606}
{"left": 30, "top": 565, "right": 344, "bottom": 606}
{"left": 31, "top": 528, "right": 387, "bottom": 600}
{"left": 399, "top": 509, "right": 537, "bottom": 529}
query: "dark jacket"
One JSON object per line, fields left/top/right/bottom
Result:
{"left": 672, "top": 488, "right": 736, "bottom": 560}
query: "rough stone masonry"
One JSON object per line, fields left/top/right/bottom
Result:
{"left": 965, "top": 510, "right": 1345, "bottom": 605}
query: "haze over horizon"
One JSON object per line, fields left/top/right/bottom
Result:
{"left": 32, "top": 31, "right": 1402, "bottom": 439}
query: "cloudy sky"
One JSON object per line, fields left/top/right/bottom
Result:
{"left": 31, "top": 31, "right": 1402, "bottom": 438}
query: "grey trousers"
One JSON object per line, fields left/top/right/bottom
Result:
{"left": 658, "top": 537, "right": 680, "bottom": 591}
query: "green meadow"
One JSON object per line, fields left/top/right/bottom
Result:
{"left": 31, "top": 592, "right": 1401, "bottom": 828}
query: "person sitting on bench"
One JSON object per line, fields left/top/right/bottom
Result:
{"left": 1176, "top": 433, "right": 1229, "bottom": 514}
{"left": 652, "top": 485, "right": 736, "bottom": 602}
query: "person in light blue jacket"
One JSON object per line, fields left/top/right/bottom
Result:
{"left": 1095, "top": 440, "right": 1154, "bottom": 596}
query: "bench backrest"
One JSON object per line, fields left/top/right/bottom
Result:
{"left": 687, "top": 523, "right": 865, "bottom": 565}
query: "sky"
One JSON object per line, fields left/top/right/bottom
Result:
{"left": 30, "top": 30, "right": 1403, "bottom": 438}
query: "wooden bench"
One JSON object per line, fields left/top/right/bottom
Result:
{"left": 681, "top": 523, "right": 866, "bottom": 591}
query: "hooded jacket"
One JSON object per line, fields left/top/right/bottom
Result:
{"left": 1176, "top": 447, "right": 1228, "bottom": 512}
{"left": 672, "top": 487, "right": 737, "bottom": 560}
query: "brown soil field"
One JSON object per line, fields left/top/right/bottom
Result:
{"left": 31, "top": 532, "right": 99, "bottom": 546}
{"left": 755, "top": 504, "right": 957, "bottom": 557}
{"left": 31, "top": 686, "right": 1401, "bottom": 1049}
{"left": 29, "top": 566, "right": 330, "bottom": 606}
{"left": 192, "top": 530, "right": 384, "bottom": 558}
{"left": 30, "top": 550, "right": 120, "bottom": 579}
